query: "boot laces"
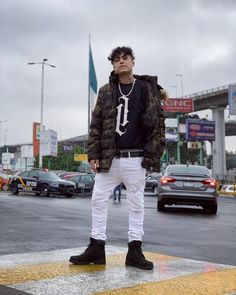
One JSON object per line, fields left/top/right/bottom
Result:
{"left": 81, "top": 242, "right": 93, "bottom": 255}
{"left": 136, "top": 247, "right": 145, "bottom": 258}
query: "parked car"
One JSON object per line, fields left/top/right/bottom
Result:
{"left": 158, "top": 164, "right": 218, "bottom": 214}
{"left": 56, "top": 171, "right": 79, "bottom": 179}
{"left": 9, "top": 170, "right": 76, "bottom": 198}
{"left": 145, "top": 173, "right": 162, "bottom": 195}
{"left": 63, "top": 173, "right": 95, "bottom": 194}
{"left": 0, "top": 173, "right": 11, "bottom": 191}
{"left": 220, "top": 184, "right": 236, "bottom": 196}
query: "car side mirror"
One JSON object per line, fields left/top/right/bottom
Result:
{"left": 32, "top": 176, "right": 38, "bottom": 180}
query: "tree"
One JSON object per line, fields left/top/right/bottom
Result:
{"left": 34, "top": 144, "right": 85, "bottom": 171}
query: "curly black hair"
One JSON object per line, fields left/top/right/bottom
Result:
{"left": 108, "top": 46, "right": 135, "bottom": 64}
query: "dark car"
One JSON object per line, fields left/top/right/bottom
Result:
{"left": 145, "top": 173, "right": 162, "bottom": 195}
{"left": 9, "top": 170, "right": 76, "bottom": 198}
{"left": 63, "top": 173, "right": 95, "bottom": 195}
{"left": 158, "top": 164, "right": 217, "bottom": 214}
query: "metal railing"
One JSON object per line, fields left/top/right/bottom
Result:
{"left": 212, "top": 173, "right": 236, "bottom": 183}
{"left": 183, "top": 83, "right": 236, "bottom": 99}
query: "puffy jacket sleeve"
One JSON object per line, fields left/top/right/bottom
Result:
{"left": 88, "top": 88, "right": 103, "bottom": 162}
{"left": 141, "top": 84, "right": 166, "bottom": 172}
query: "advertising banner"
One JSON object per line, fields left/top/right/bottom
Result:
{"left": 21, "top": 145, "right": 33, "bottom": 158}
{"left": 228, "top": 84, "right": 236, "bottom": 115}
{"left": 186, "top": 119, "right": 215, "bottom": 141}
{"left": 1, "top": 153, "right": 11, "bottom": 165}
{"left": 40, "top": 129, "right": 58, "bottom": 157}
{"left": 165, "top": 118, "right": 178, "bottom": 142}
{"left": 33, "top": 122, "right": 40, "bottom": 157}
{"left": 163, "top": 98, "right": 194, "bottom": 113}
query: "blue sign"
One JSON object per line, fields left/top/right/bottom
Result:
{"left": 229, "top": 84, "right": 236, "bottom": 115}
{"left": 63, "top": 144, "right": 73, "bottom": 152}
{"left": 186, "top": 119, "right": 215, "bottom": 141}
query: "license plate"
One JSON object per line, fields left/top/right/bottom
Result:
{"left": 184, "top": 182, "right": 193, "bottom": 187}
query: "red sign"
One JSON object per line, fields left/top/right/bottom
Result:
{"left": 163, "top": 98, "right": 194, "bottom": 113}
{"left": 33, "top": 122, "right": 40, "bottom": 157}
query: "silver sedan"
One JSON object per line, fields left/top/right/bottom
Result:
{"left": 158, "top": 164, "right": 218, "bottom": 214}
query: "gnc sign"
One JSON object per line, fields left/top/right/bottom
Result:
{"left": 163, "top": 98, "right": 194, "bottom": 113}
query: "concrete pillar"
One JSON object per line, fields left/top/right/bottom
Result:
{"left": 212, "top": 107, "right": 226, "bottom": 178}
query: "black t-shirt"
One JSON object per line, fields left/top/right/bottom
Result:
{"left": 115, "top": 79, "right": 148, "bottom": 149}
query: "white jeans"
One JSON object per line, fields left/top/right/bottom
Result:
{"left": 91, "top": 157, "right": 146, "bottom": 242}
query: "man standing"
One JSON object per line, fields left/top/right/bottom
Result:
{"left": 70, "top": 46, "right": 166, "bottom": 270}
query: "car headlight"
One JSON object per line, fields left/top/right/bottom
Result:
{"left": 51, "top": 183, "right": 59, "bottom": 187}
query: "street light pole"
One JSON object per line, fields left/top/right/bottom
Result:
{"left": 171, "top": 85, "right": 178, "bottom": 98}
{"left": 28, "top": 59, "right": 56, "bottom": 170}
{"left": 176, "top": 74, "right": 184, "bottom": 98}
{"left": 0, "top": 120, "right": 7, "bottom": 155}
{"left": 176, "top": 74, "right": 184, "bottom": 164}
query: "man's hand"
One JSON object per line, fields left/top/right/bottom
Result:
{"left": 90, "top": 159, "right": 100, "bottom": 172}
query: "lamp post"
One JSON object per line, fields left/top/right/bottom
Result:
{"left": 28, "top": 59, "right": 56, "bottom": 169}
{"left": 176, "top": 74, "right": 184, "bottom": 98}
{"left": 0, "top": 120, "right": 7, "bottom": 156}
{"left": 171, "top": 85, "right": 178, "bottom": 98}
{"left": 176, "top": 74, "right": 184, "bottom": 164}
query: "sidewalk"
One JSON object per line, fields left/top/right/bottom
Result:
{"left": 1, "top": 246, "right": 236, "bottom": 295}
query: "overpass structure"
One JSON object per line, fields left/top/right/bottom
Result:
{"left": 183, "top": 83, "right": 236, "bottom": 176}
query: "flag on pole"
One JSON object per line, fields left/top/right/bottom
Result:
{"left": 88, "top": 39, "right": 97, "bottom": 133}
{"left": 89, "top": 42, "right": 97, "bottom": 112}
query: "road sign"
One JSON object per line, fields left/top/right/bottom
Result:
{"left": 187, "top": 141, "right": 201, "bottom": 149}
{"left": 74, "top": 154, "right": 88, "bottom": 162}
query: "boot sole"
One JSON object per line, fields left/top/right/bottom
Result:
{"left": 125, "top": 261, "right": 154, "bottom": 270}
{"left": 69, "top": 258, "right": 106, "bottom": 265}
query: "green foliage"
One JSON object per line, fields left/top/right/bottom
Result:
{"left": 166, "top": 141, "right": 206, "bottom": 165}
{"left": 34, "top": 144, "right": 85, "bottom": 171}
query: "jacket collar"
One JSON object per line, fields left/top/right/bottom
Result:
{"left": 108, "top": 71, "right": 162, "bottom": 90}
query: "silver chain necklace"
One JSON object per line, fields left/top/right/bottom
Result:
{"left": 118, "top": 79, "right": 136, "bottom": 97}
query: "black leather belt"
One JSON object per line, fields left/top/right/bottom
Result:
{"left": 114, "top": 151, "right": 144, "bottom": 158}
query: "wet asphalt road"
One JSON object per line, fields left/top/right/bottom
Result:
{"left": 0, "top": 191, "right": 235, "bottom": 266}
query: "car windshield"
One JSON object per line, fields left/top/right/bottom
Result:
{"left": 38, "top": 172, "right": 61, "bottom": 180}
{"left": 166, "top": 165, "right": 210, "bottom": 177}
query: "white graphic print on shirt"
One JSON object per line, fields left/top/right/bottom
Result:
{"left": 115, "top": 95, "right": 129, "bottom": 136}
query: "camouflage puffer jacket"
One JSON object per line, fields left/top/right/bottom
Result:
{"left": 88, "top": 73, "right": 166, "bottom": 172}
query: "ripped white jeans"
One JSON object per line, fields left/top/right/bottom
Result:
{"left": 91, "top": 157, "right": 146, "bottom": 242}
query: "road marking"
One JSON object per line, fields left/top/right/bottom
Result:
{"left": 94, "top": 268, "right": 236, "bottom": 295}
{"left": 0, "top": 247, "right": 235, "bottom": 295}
{"left": 0, "top": 252, "right": 177, "bottom": 285}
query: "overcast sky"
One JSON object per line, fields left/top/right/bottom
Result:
{"left": 0, "top": 0, "right": 236, "bottom": 152}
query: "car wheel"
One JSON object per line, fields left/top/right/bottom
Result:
{"left": 208, "top": 203, "right": 217, "bottom": 215}
{"left": 11, "top": 183, "right": 19, "bottom": 195}
{"left": 65, "top": 193, "right": 73, "bottom": 198}
{"left": 40, "top": 184, "right": 50, "bottom": 197}
{"left": 153, "top": 186, "right": 159, "bottom": 195}
{"left": 157, "top": 200, "right": 165, "bottom": 211}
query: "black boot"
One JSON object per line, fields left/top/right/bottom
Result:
{"left": 69, "top": 237, "right": 106, "bottom": 265}
{"left": 125, "top": 240, "right": 154, "bottom": 270}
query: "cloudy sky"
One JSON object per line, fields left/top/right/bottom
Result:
{"left": 1, "top": 0, "right": 236, "bottom": 152}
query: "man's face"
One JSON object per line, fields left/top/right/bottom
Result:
{"left": 113, "top": 53, "right": 134, "bottom": 76}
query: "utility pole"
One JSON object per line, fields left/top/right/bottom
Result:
{"left": 28, "top": 59, "right": 56, "bottom": 169}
